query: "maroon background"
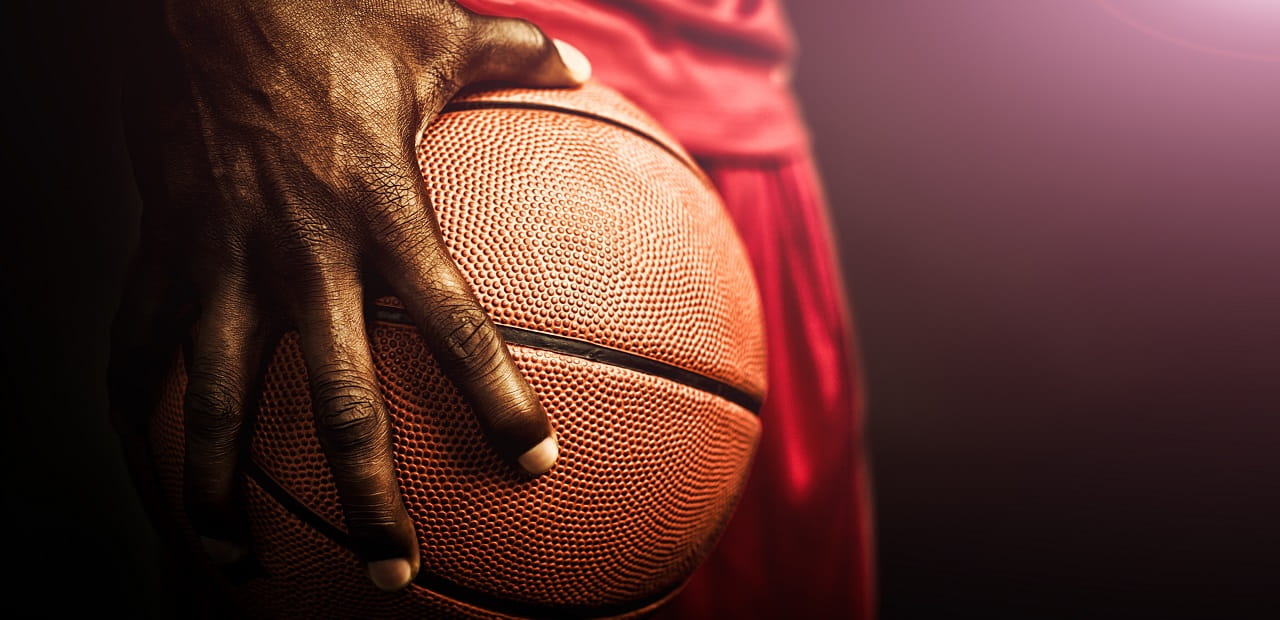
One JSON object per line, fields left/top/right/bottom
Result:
{"left": 787, "top": 1, "right": 1280, "bottom": 617}
{"left": 3, "top": 1, "right": 1278, "bottom": 617}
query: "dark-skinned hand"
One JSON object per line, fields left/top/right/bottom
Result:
{"left": 107, "top": 0, "right": 591, "bottom": 592}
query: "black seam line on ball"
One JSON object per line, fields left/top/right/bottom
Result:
{"left": 368, "top": 305, "right": 763, "bottom": 414}
{"left": 242, "top": 458, "right": 682, "bottom": 618}
{"left": 439, "top": 100, "right": 702, "bottom": 178}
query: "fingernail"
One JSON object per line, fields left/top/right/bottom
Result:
{"left": 553, "top": 39, "right": 592, "bottom": 83}
{"left": 518, "top": 433, "right": 559, "bottom": 475}
{"left": 369, "top": 558, "right": 413, "bottom": 591}
{"left": 201, "top": 536, "right": 248, "bottom": 565}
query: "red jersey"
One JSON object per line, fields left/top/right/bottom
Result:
{"left": 458, "top": 0, "right": 809, "bottom": 158}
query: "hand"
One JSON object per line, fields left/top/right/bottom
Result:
{"left": 107, "top": 0, "right": 591, "bottom": 592}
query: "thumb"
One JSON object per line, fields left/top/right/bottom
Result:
{"left": 465, "top": 15, "right": 592, "bottom": 87}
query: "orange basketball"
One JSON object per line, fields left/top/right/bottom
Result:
{"left": 150, "top": 82, "right": 766, "bottom": 618}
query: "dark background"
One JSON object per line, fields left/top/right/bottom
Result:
{"left": 788, "top": 2, "right": 1280, "bottom": 618}
{"left": 4, "top": 1, "right": 1278, "bottom": 618}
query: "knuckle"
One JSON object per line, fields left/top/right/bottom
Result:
{"left": 311, "top": 374, "right": 388, "bottom": 452}
{"left": 431, "top": 301, "right": 504, "bottom": 373}
{"left": 479, "top": 16, "right": 544, "bottom": 50}
{"left": 183, "top": 367, "right": 243, "bottom": 438}
{"left": 462, "top": 15, "right": 553, "bottom": 79}
{"left": 503, "top": 18, "right": 550, "bottom": 53}
{"left": 471, "top": 16, "right": 550, "bottom": 71}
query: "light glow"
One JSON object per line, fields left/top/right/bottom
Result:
{"left": 1096, "top": 0, "right": 1280, "bottom": 63}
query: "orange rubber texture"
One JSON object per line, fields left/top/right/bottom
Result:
{"left": 151, "top": 82, "right": 765, "bottom": 618}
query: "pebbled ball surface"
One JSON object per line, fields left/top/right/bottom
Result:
{"left": 151, "top": 82, "right": 766, "bottom": 618}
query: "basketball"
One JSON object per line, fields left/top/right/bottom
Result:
{"left": 150, "top": 82, "right": 766, "bottom": 618}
